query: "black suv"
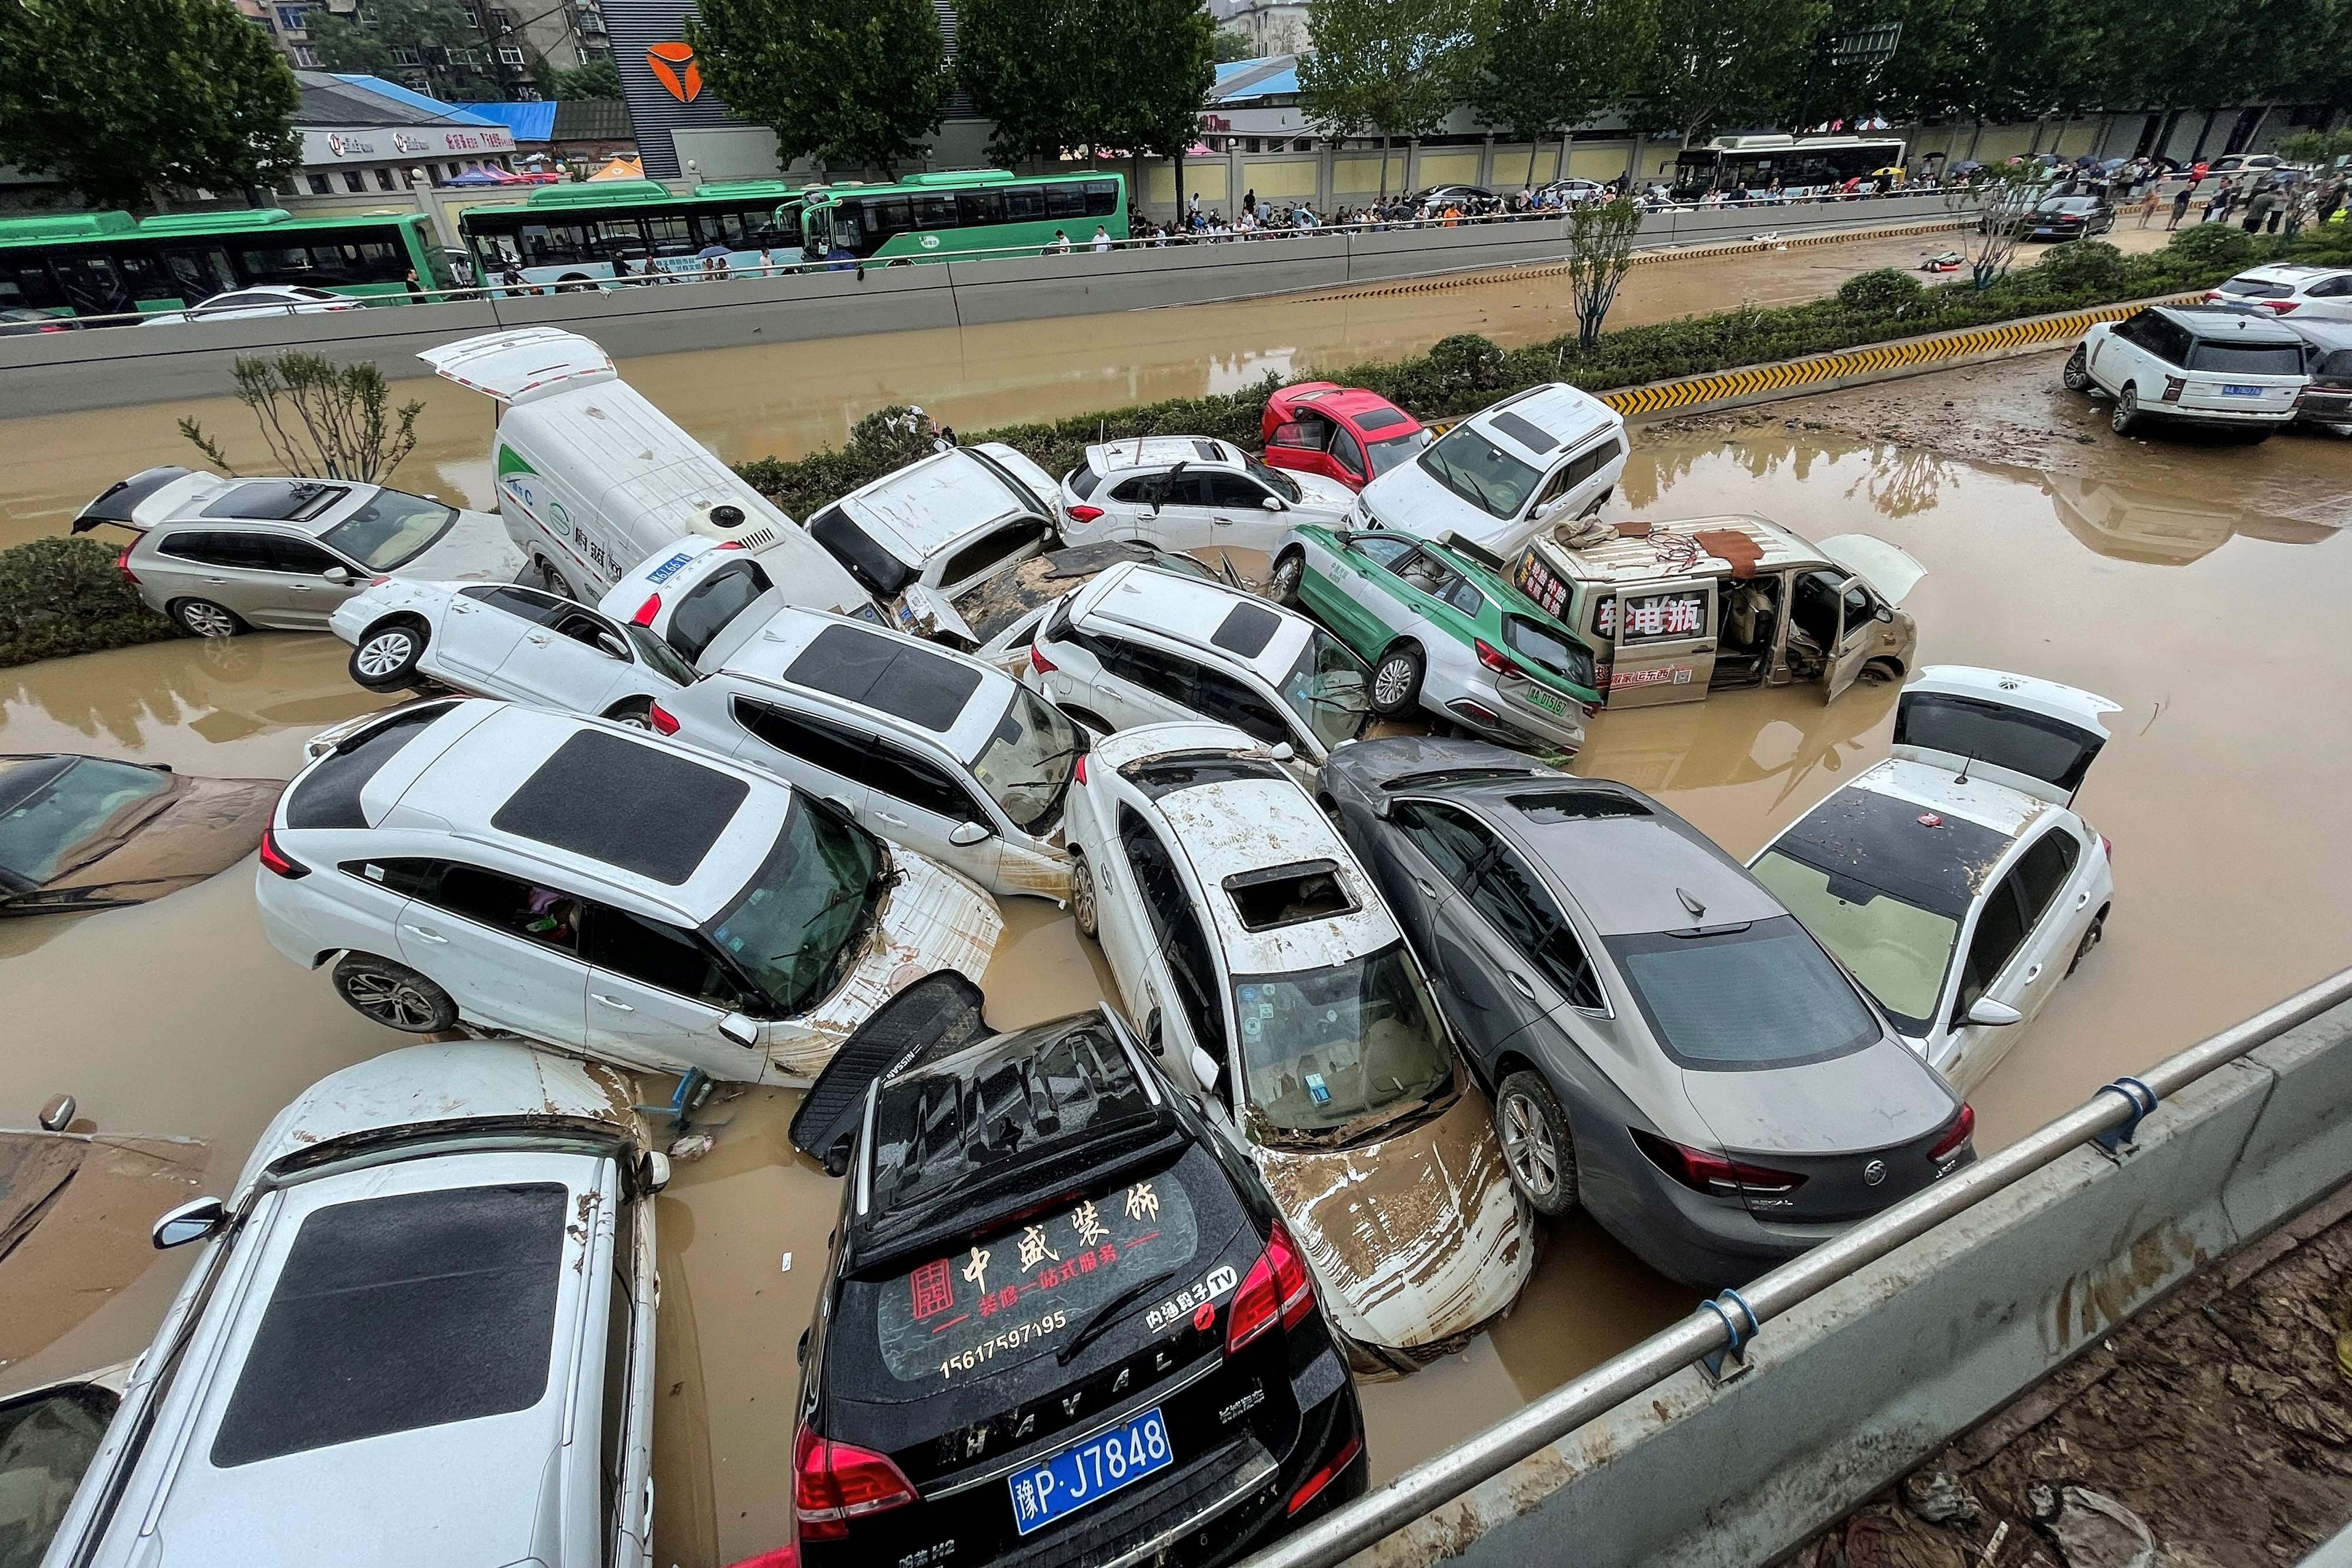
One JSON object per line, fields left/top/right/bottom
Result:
{"left": 783, "top": 978, "right": 1367, "bottom": 1568}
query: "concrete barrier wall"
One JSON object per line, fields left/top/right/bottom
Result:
{"left": 1364, "top": 999, "right": 2352, "bottom": 1568}
{"left": 0, "top": 195, "right": 1959, "bottom": 416}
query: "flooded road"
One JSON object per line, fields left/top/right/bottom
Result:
{"left": 0, "top": 223, "right": 2027, "bottom": 552}
{"left": 4, "top": 338, "right": 2344, "bottom": 1563}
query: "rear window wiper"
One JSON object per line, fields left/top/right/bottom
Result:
{"left": 1057, "top": 1267, "right": 1181, "bottom": 1366}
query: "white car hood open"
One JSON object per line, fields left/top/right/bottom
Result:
{"left": 1817, "top": 534, "right": 1927, "bottom": 604}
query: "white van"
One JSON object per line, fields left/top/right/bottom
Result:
{"left": 419, "top": 328, "right": 871, "bottom": 614}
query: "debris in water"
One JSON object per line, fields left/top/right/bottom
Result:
{"left": 669, "top": 1132, "right": 715, "bottom": 1162}
{"left": 2027, "top": 1482, "right": 2154, "bottom": 1568}
{"left": 1901, "top": 1469, "right": 1983, "bottom": 1527}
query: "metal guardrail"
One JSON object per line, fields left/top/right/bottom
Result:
{"left": 1241, "top": 965, "right": 2352, "bottom": 1568}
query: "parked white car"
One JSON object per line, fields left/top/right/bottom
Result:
{"left": 992, "top": 560, "right": 1372, "bottom": 787}
{"left": 2064, "top": 305, "right": 2308, "bottom": 438}
{"left": 597, "top": 536, "right": 796, "bottom": 670}
{"left": 255, "top": 698, "right": 1002, "bottom": 1083}
{"left": 1061, "top": 718, "right": 1534, "bottom": 1365}
{"left": 2204, "top": 263, "right": 2352, "bottom": 322}
{"left": 140, "top": 285, "right": 359, "bottom": 326}
{"left": 42, "top": 1040, "right": 664, "bottom": 1567}
{"left": 1747, "top": 667, "right": 2118, "bottom": 1094}
{"left": 650, "top": 609, "right": 1082, "bottom": 901}
{"left": 1352, "top": 382, "right": 1628, "bottom": 554}
{"left": 1059, "top": 436, "right": 1358, "bottom": 556}
{"left": 804, "top": 443, "right": 1062, "bottom": 609}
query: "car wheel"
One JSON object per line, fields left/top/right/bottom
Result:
{"left": 1369, "top": 644, "right": 1424, "bottom": 718}
{"left": 1269, "top": 549, "right": 1306, "bottom": 607}
{"left": 2111, "top": 385, "right": 2141, "bottom": 436}
{"left": 171, "top": 598, "right": 245, "bottom": 639}
{"left": 2066, "top": 914, "right": 2105, "bottom": 977}
{"left": 331, "top": 954, "right": 458, "bottom": 1033}
{"left": 539, "top": 559, "right": 577, "bottom": 600}
{"left": 349, "top": 617, "right": 427, "bottom": 688}
{"left": 1069, "top": 853, "right": 1100, "bottom": 939}
{"left": 603, "top": 697, "right": 656, "bottom": 730}
{"left": 2062, "top": 346, "right": 2093, "bottom": 392}
{"left": 1495, "top": 1070, "right": 1577, "bottom": 1218}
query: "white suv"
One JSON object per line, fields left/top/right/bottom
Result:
{"left": 649, "top": 609, "right": 1082, "bottom": 901}
{"left": 2204, "top": 263, "right": 2352, "bottom": 322}
{"left": 1061, "top": 719, "right": 1534, "bottom": 1364}
{"left": 1008, "top": 561, "right": 1371, "bottom": 785}
{"left": 46, "top": 1040, "right": 663, "bottom": 1568}
{"left": 255, "top": 698, "right": 1001, "bottom": 1084}
{"left": 1060, "top": 436, "right": 1357, "bottom": 556}
{"left": 2064, "top": 305, "right": 2308, "bottom": 438}
{"left": 1353, "top": 382, "right": 1628, "bottom": 554}
{"left": 806, "top": 444, "right": 1062, "bottom": 607}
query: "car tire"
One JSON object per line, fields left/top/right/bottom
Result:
{"left": 1269, "top": 549, "right": 1306, "bottom": 607}
{"left": 2066, "top": 913, "right": 2106, "bottom": 977}
{"left": 539, "top": 559, "right": 577, "bottom": 600}
{"left": 603, "top": 697, "right": 656, "bottom": 730}
{"left": 349, "top": 617, "right": 428, "bottom": 688}
{"left": 1495, "top": 1070, "right": 1578, "bottom": 1218}
{"left": 331, "top": 954, "right": 458, "bottom": 1033}
{"left": 1369, "top": 644, "right": 1424, "bottom": 718}
{"left": 2111, "top": 385, "right": 2141, "bottom": 436}
{"left": 2062, "top": 346, "right": 2093, "bottom": 392}
{"left": 1069, "top": 852, "right": 1100, "bottom": 940}
{"left": 170, "top": 598, "right": 245, "bottom": 639}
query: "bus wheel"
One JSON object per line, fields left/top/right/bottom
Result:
{"left": 555, "top": 273, "right": 594, "bottom": 293}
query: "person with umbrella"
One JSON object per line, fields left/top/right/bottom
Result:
{"left": 695, "top": 243, "right": 731, "bottom": 280}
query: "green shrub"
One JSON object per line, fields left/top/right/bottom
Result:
{"left": 2029, "top": 240, "right": 2126, "bottom": 297}
{"left": 1836, "top": 269, "right": 1925, "bottom": 315}
{"left": 0, "top": 537, "right": 176, "bottom": 669}
{"left": 2162, "top": 223, "right": 2256, "bottom": 270}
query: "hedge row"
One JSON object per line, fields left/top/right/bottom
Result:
{"left": 0, "top": 537, "right": 175, "bottom": 670}
{"left": 734, "top": 222, "right": 2351, "bottom": 513}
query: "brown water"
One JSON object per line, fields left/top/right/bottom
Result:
{"left": 0, "top": 224, "right": 2046, "bottom": 553}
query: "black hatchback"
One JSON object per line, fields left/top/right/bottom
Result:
{"left": 780, "top": 977, "right": 1367, "bottom": 1568}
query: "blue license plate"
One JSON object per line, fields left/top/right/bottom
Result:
{"left": 644, "top": 550, "right": 696, "bottom": 583}
{"left": 2221, "top": 385, "right": 2265, "bottom": 397}
{"left": 1007, "top": 1407, "right": 1174, "bottom": 1536}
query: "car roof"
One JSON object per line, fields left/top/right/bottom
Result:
{"left": 1074, "top": 561, "right": 1312, "bottom": 676}
{"left": 1844, "top": 755, "right": 2057, "bottom": 840}
{"left": 1531, "top": 512, "right": 1820, "bottom": 585}
{"left": 372, "top": 703, "right": 789, "bottom": 919}
{"left": 118, "top": 472, "right": 383, "bottom": 536}
{"left": 1766, "top": 764, "right": 2033, "bottom": 917}
{"left": 716, "top": 610, "right": 1013, "bottom": 758}
{"left": 1456, "top": 382, "right": 1618, "bottom": 462}
{"left": 1275, "top": 383, "right": 1421, "bottom": 429}
{"left": 2151, "top": 304, "right": 2306, "bottom": 343}
{"left": 2237, "top": 263, "right": 2347, "bottom": 284}
{"left": 837, "top": 449, "right": 1035, "bottom": 564}
{"left": 1085, "top": 436, "right": 1245, "bottom": 474}
{"left": 2285, "top": 318, "right": 2352, "bottom": 349}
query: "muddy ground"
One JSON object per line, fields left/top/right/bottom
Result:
{"left": 1792, "top": 1189, "right": 2352, "bottom": 1568}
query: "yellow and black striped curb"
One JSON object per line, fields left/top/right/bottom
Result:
{"left": 1599, "top": 293, "right": 2205, "bottom": 417}
{"left": 1300, "top": 218, "right": 1969, "bottom": 305}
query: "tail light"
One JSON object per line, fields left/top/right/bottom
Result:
{"left": 37, "top": 321, "right": 68, "bottom": 333}
{"left": 646, "top": 701, "right": 680, "bottom": 735}
{"left": 1472, "top": 637, "right": 1521, "bottom": 677}
{"left": 1227, "top": 1218, "right": 1316, "bottom": 1353}
{"left": 1927, "top": 1104, "right": 1976, "bottom": 1163}
{"left": 2260, "top": 299, "right": 2301, "bottom": 315}
{"left": 2099, "top": 833, "right": 2113, "bottom": 861}
{"left": 257, "top": 825, "right": 309, "bottom": 880}
{"left": 793, "top": 1425, "right": 916, "bottom": 1543}
{"left": 632, "top": 592, "right": 662, "bottom": 626}
{"left": 1286, "top": 1433, "right": 1363, "bottom": 1516}
{"left": 115, "top": 544, "right": 138, "bottom": 585}
{"left": 717, "top": 539, "right": 744, "bottom": 550}
{"left": 1067, "top": 504, "right": 1104, "bottom": 524}
{"left": 1072, "top": 751, "right": 1088, "bottom": 784}
{"left": 2161, "top": 375, "right": 2186, "bottom": 403}
{"left": 1029, "top": 643, "right": 1057, "bottom": 676}
{"left": 1631, "top": 1129, "right": 1806, "bottom": 1197}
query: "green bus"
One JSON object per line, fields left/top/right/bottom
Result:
{"left": 456, "top": 168, "right": 1130, "bottom": 288}
{"left": 0, "top": 207, "right": 455, "bottom": 325}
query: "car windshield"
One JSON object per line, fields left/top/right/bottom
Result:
{"left": 2186, "top": 340, "right": 2304, "bottom": 375}
{"left": 1501, "top": 614, "right": 1597, "bottom": 695}
{"left": 1233, "top": 944, "right": 1454, "bottom": 1138}
{"left": 1275, "top": 630, "right": 1372, "bottom": 750}
{"left": 318, "top": 490, "right": 460, "bottom": 570}
{"left": 1603, "top": 916, "right": 1884, "bottom": 1069}
{"left": 970, "top": 684, "right": 1078, "bottom": 832}
{"left": 708, "top": 801, "right": 883, "bottom": 1015}
{"left": 1366, "top": 430, "right": 1431, "bottom": 476}
{"left": 808, "top": 504, "right": 912, "bottom": 597}
{"left": 1243, "top": 454, "right": 1302, "bottom": 502}
{"left": 1748, "top": 851, "right": 1957, "bottom": 1035}
{"left": 0, "top": 757, "right": 170, "bottom": 884}
{"left": 1417, "top": 422, "right": 1544, "bottom": 519}
{"left": 622, "top": 621, "right": 700, "bottom": 687}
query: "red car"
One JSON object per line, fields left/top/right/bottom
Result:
{"left": 1261, "top": 382, "right": 1431, "bottom": 492}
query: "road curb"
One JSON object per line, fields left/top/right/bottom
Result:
{"left": 1598, "top": 291, "right": 2207, "bottom": 422}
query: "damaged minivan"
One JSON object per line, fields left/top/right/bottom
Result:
{"left": 1061, "top": 720, "right": 1534, "bottom": 1368}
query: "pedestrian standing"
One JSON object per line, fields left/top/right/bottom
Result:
{"left": 1190, "top": 192, "right": 1201, "bottom": 219}
{"left": 2319, "top": 180, "right": 2346, "bottom": 226}
{"left": 2241, "top": 185, "right": 2274, "bottom": 233}
{"left": 2169, "top": 183, "right": 2192, "bottom": 229}
{"left": 2204, "top": 179, "right": 2234, "bottom": 223}
{"left": 1242, "top": 187, "right": 1255, "bottom": 216}
{"left": 403, "top": 268, "right": 425, "bottom": 303}
{"left": 2136, "top": 184, "right": 2160, "bottom": 227}
{"left": 1091, "top": 224, "right": 1112, "bottom": 252}
{"left": 758, "top": 245, "right": 776, "bottom": 276}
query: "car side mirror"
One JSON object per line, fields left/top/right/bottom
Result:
{"left": 322, "top": 566, "right": 355, "bottom": 584}
{"left": 1261, "top": 496, "right": 1284, "bottom": 511}
{"left": 1873, "top": 604, "right": 1893, "bottom": 623}
{"left": 152, "top": 1195, "right": 225, "bottom": 1250}
{"left": 1188, "top": 1044, "right": 1222, "bottom": 1091}
{"left": 1269, "top": 741, "right": 1296, "bottom": 763}
{"left": 1144, "top": 1014, "right": 1165, "bottom": 1058}
{"left": 1332, "top": 529, "right": 1355, "bottom": 547}
{"left": 948, "top": 820, "right": 993, "bottom": 847}
{"left": 719, "top": 1012, "right": 760, "bottom": 1047}
{"left": 637, "top": 1150, "right": 671, "bottom": 1193}
{"left": 1966, "top": 997, "right": 2022, "bottom": 1028}
{"left": 595, "top": 631, "right": 629, "bottom": 659}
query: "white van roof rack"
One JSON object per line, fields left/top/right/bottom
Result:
{"left": 419, "top": 327, "right": 617, "bottom": 406}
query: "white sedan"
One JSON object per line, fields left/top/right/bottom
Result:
{"left": 330, "top": 577, "right": 696, "bottom": 726}
{"left": 1059, "top": 436, "right": 1358, "bottom": 556}
{"left": 141, "top": 285, "right": 363, "bottom": 326}
{"left": 1747, "top": 667, "right": 2118, "bottom": 1094}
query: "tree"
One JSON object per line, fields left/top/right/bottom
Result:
{"left": 1214, "top": 26, "right": 1257, "bottom": 62}
{"left": 1564, "top": 193, "right": 1641, "bottom": 344}
{"left": 1468, "top": 0, "right": 1657, "bottom": 187}
{"left": 537, "top": 57, "right": 625, "bottom": 99}
{"left": 0, "top": 0, "right": 299, "bottom": 208}
{"left": 1945, "top": 162, "right": 2039, "bottom": 290}
{"left": 1623, "top": 0, "right": 1826, "bottom": 154}
{"left": 690, "top": 0, "right": 953, "bottom": 174}
{"left": 957, "top": 0, "right": 1100, "bottom": 163}
{"left": 181, "top": 354, "right": 423, "bottom": 484}
{"left": 1097, "top": 0, "right": 1217, "bottom": 183}
{"left": 1298, "top": 0, "right": 1486, "bottom": 198}
{"left": 313, "top": 0, "right": 505, "bottom": 101}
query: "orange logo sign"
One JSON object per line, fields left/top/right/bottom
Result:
{"left": 647, "top": 41, "right": 703, "bottom": 102}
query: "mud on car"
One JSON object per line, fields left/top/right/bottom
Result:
{"left": 780, "top": 977, "right": 1367, "bottom": 1568}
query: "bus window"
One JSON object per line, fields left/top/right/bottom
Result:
{"left": 693, "top": 211, "right": 748, "bottom": 249}
{"left": 236, "top": 245, "right": 316, "bottom": 285}
{"left": 2, "top": 260, "right": 64, "bottom": 312}
{"left": 957, "top": 190, "right": 1005, "bottom": 226}
{"left": 1085, "top": 180, "right": 1119, "bottom": 218}
{"left": 644, "top": 216, "right": 694, "bottom": 258}
{"left": 592, "top": 219, "right": 646, "bottom": 260}
{"left": 54, "top": 256, "right": 132, "bottom": 316}
{"left": 160, "top": 247, "right": 236, "bottom": 300}
{"left": 1046, "top": 183, "right": 1087, "bottom": 219}
{"left": 1005, "top": 186, "right": 1047, "bottom": 222}
{"left": 913, "top": 193, "right": 958, "bottom": 230}
{"left": 519, "top": 223, "right": 593, "bottom": 267}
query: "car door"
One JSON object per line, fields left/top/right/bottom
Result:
{"left": 1377, "top": 800, "right": 1522, "bottom": 1065}
{"left": 1100, "top": 475, "right": 1160, "bottom": 542}
{"left": 1203, "top": 469, "right": 1290, "bottom": 553}
{"left": 1815, "top": 571, "right": 1889, "bottom": 702}
{"left": 1265, "top": 416, "right": 1337, "bottom": 483}
{"left": 1085, "top": 802, "right": 1162, "bottom": 1022}
{"left": 2087, "top": 313, "right": 2148, "bottom": 389}
{"left": 497, "top": 604, "right": 644, "bottom": 714}
{"left": 1309, "top": 532, "right": 1416, "bottom": 656}
{"left": 1453, "top": 827, "right": 1609, "bottom": 1070}
{"left": 392, "top": 858, "right": 590, "bottom": 1048}
{"left": 148, "top": 530, "right": 292, "bottom": 626}
{"left": 934, "top": 517, "right": 1050, "bottom": 601}
{"left": 581, "top": 900, "right": 767, "bottom": 1080}
{"left": 1327, "top": 426, "right": 1371, "bottom": 488}
{"left": 255, "top": 532, "right": 366, "bottom": 628}
{"left": 1140, "top": 470, "right": 1220, "bottom": 552}
{"left": 602, "top": 1184, "right": 660, "bottom": 1568}
{"left": 1090, "top": 634, "right": 1204, "bottom": 728}
{"left": 1604, "top": 580, "right": 1716, "bottom": 707}
{"left": 433, "top": 585, "right": 555, "bottom": 688}
{"left": 857, "top": 738, "right": 1004, "bottom": 890}
{"left": 1938, "top": 861, "right": 2036, "bottom": 1090}
{"left": 729, "top": 696, "right": 874, "bottom": 820}
{"left": 2302, "top": 273, "right": 2352, "bottom": 322}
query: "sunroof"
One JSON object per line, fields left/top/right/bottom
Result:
{"left": 1127, "top": 754, "right": 1284, "bottom": 800}
{"left": 492, "top": 730, "right": 746, "bottom": 884}
{"left": 1211, "top": 601, "right": 1282, "bottom": 659}
{"left": 1355, "top": 408, "right": 1410, "bottom": 432}
{"left": 1509, "top": 789, "right": 1652, "bottom": 823}
{"left": 1489, "top": 410, "right": 1561, "bottom": 454}
{"left": 1225, "top": 860, "right": 1355, "bottom": 932}
{"left": 785, "top": 624, "right": 984, "bottom": 732}
{"left": 201, "top": 479, "right": 348, "bottom": 521}
{"left": 211, "top": 1184, "right": 566, "bottom": 1468}
{"left": 1192, "top": 440, "right": 1224, "bottom": 463}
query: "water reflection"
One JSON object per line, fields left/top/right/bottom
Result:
{"left": 0, "top": 636, "right": 386, "bottom": 765}
{"left": 2044, "top": 472, "right": 2335, "bottom": 566}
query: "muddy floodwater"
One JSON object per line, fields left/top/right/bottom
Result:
{"left": 5, "top": 353, "right": 2347, "bottom": 1563}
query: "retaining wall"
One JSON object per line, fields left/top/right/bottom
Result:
{"left": 0, "top": 196, "right": 1960, "bottom": 416}
{"left": 1359, "top": 998, "right": 2352, "bottom": 1568}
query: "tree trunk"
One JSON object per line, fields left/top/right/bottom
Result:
{"left": 1527, "top": 138, "right": 1539, "bottom": 187}
{"left": 1379, "top": 135, "right": 1391, "bottom": 200}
